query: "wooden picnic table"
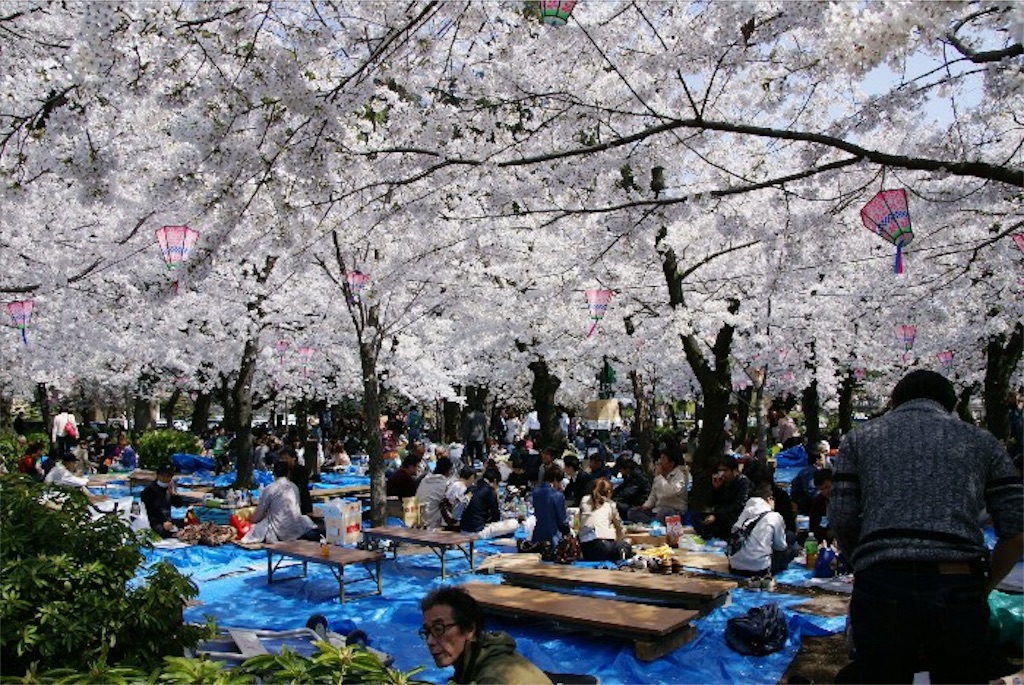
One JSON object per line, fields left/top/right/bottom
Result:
{"left": 462, "top": 582, "right": 699, "bottom": 661}
{"left": 497, "top": 562, "right": 736, "bottom": 612}
{"left": 363, "top": 526, "right": 477, "bottom": 579}
{"left": 264, "top": 540, "right": 384, "bottom": 603}
{"left": 309, "top": 485, "right": 371, "bottom": 500}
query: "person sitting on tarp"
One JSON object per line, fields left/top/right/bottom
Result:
{"left": 241, "top": 461, "right": 319, "bottom": 544}
{"left": 45, "top": 451, "right": 90, "bottom": 490}
{"left": 627, "top": 443, "right": 689, "bottom": 524}
{"left": 387, "top": 452, "right": 423, "bottom": 499}
{"left": 420, "top": 585, "right": 551, "bottom": 685}
{"left": 278, "top": 446, "right": 313, "bottom": 515}
{"left": 460, "top": 468, "right": 520, "bottom": 539}
{"left": 692, "top": 455, "right": 752, "bottom": 540}
{"left": 727, "top": 484, "right": 797, "bottom": 579}
{"left": 140, "top": 463, "right": 186, "bottom": 538}
{"left": 561, "top": 454, "right": 593, "bottom": 508}
{"left": 579, "top": 478, "right": 633, "bottom": 562}
{"left": 531, "top": 465, "right": 570, "bottom": 547}
{"left": 808, "top": 469, "right": 834, "bottom": 543}
{"left": 416, "top": 456, "right": 454, "bottom": 529}
{"left": 613, "top": 456, "right": 650, "bottom": 521}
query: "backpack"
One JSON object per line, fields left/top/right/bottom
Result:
{"left": 726, "top": 512, "right": 768, "bottom": 557}
{"left": 724, "top": 603, "right": 788, "bottom": 656}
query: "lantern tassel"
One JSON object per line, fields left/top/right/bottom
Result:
{"left": 21, "top": 328, "right": 27, "bottom": 346}
{"left": 894, "top": 243, "right": 904, "bottom": 274}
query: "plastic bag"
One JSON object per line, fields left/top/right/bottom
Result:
{"left": 725, "top": 603, "right": 788, "bottom": 656}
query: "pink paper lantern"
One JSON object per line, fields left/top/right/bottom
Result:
{"left": 853, "top": 368, "right": 866, "bottom": 381}
{"left": 274, "top": 340, "right": 290, "bottom": 366}
{"left": 584, "top": 288, "right": 613, "bottom": 337}
{"left": 896, "top": 324, "right": 917, "bottom": 351}
{"left": 540, "top": 0, "right": 577, "bottom": 25}
{"left": 6, "top": 300, "right": 34, "bottom": 345}
{"left": 937, "top": 350, "right": 954, "bottom": 373}
{"left": 861, "top": 189, "right": 913, "bottom": 274}
{"left": 346, "top": 271, "right": 370, "bottom": 297}
{"left": 155, "top": 225, "right": 199, "bottom": 294}
{"left": 298, "top": 346, "right": 315, "bottom": 377}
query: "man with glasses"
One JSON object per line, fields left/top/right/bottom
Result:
{"left": 419, "top": 585, "right": 550, "bottom": 684}
{"left": 692, "top": 455, "right": 752, "bottom": 540}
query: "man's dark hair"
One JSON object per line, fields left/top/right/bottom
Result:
{"left": 421, "top": 585, "right": 484, "bottom": 634}
{"left": 402, "top": 453, "right": 422, "bottom": 469}
{"left": 659, "top": 443, "right": 685, "bottom": 467}
{"left": 458, "top": 465, "right": 476, "bottom": 480}
{"left": 741, "top": 458, "right": 771, "bottom": 486}
{"left": 273, "top": 460, "right": 290, "bottom": 478}
{"left": 890, "top": 369, "right": 957, "bottom": 412}
{"left": 434, "top": 456, "right": 453, "bottom": 477}
{"left": 719, "top": 454, "right": 739, "bottom": 472}
{"left": 813, "top": 468, "right": 834, "bottom": 487}
{"left": 563, "top": 454, "right": 581, "bottom": 471}
{"left": 543, "top": 465, "right": 564, "bottom": 483}
{"left": 481, "top": 467, "right": 501, "bottom": 484}
{"left": 752, "top": 483, "right": 774, "bottom": 500}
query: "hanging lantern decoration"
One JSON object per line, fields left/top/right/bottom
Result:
{"left": 346, "top": 271, "right": 371, "bottom": 303}
{"left": 896, "top": 324, "right": 917, "bottom": 351}
{"left": 298, "top": 346, "right": 315, "bottom": 378}
{"left": 6, "top": 300, "right": 34, "bottom": 345}
{"left": 155, "top": 225, "right": 200, "bottom": 293}
{"left": 860, "top": 189, "right": 913, "bottom": 274}
{"left": 853, "top": 368, "right": 867, "bottom": 382}
{"left": 540, "top": 0, "right": 577, "bottom": 25}
{"left": 274, "top": 340, "right": 290, "bottom": 366}
{"left": 584, "top": 288, "right": 613, "bottom": 337}
{"left": 937, "top": 350, "right": 954, "bottom": 374}
{"left": 782, "top": 370, "right": 795, "bottom": 385}
{"left": 1012, "top": 234, "right": 1024, "bottom": 252}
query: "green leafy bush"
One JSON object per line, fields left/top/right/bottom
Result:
{"left": 4, "top": 640, "right": 428, "bottom": 684}
{"left": 0, "top": 473, "right": 210, "bottom": 674}
{"left": 136, "top": 430, "right": 203, "bottom": 470}
{"left": 0, "top": 430, "right": 49, "bottom": 472}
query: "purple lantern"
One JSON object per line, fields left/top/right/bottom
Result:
{"left": 346, "top": 271, "right": 370, "bottom": 302}
{"left": 896, "top": 324, "right": 917, "bottom": 351}
{"left": 937, "top": 350, "right": 954, "bottom": 373}
{"left": 6, "top": 300, "right": 34, "bottom": 345}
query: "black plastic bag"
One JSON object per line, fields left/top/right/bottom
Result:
{"left": 724, "top": 603, "right": 788, "bottom": 656}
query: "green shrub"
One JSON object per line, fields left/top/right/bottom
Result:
{"left": 136, "top": 430, "right": 203, "bottom": 470}
{"left": 0, "top": 430, "right": 49, "bottom": 472}
{"left": 0, "top": 473, "right": 210, "bottom": 674}
{"left": 3, "top": 640, "right": 428, "bottom": 684}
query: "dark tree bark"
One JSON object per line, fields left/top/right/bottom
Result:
{"left": 528, "top": 357, "right": 563, "bottom": 452}
{"left": 35, "top": 383, "right": 51, "bottom": 442}
{"left": 801, "top": 380, "right": 821, "bottom": 447}
{"left": 360, "top": 338, "right": 386, "bottom": 526}
{"left": 443, "top": 397, "right": 461, "bottom": 443}
{"left": 228, "top": 336, "right": 258, "bottom": 489}
{"left": 735, "top": 385, "right": 754, "bottom": 447}
{"left": 191, "top": 392, "right": 212, "bottom": 435}
{"left": 837, "top": 372, "right": 856, "bottom": 436}
{"left": 957, "top": 383, "right": 978, "bottom": 424}
{"left": 983, "top": 322, "right": 1023, "bottom": 439}
{"left": 165, "top": 388, "right": 182, "bottom": 429}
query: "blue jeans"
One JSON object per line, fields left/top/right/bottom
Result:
{"left": 850, "top": 561, "right": 990, "bottom": 684}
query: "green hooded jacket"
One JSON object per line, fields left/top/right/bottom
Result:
{"left": 452, "top": 631, "right": 552, "bottom": 685}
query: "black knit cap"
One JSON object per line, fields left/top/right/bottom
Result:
{"left": 890, "top": 369, "right": 957, "bottom": 412}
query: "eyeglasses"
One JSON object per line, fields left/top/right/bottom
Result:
{"left": 418, "top": 622, "right": 458, "bottom": 640}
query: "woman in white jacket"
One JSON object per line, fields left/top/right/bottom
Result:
{"left": 627, "top": 445, "right": 689, "bottom": 523}
{"left": 727, "top": 484, "right": 798, "bottom": 578}
{"left": 579, "top": 479, "right": 633, "bottom": 561}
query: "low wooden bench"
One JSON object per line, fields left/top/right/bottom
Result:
{"left": 363, "top": 526, "right": 476, "bottom": 579}
{"left": 497, "top": 562, "right": 736, "bottom": 613}
{"left": 462, "top": 582, "right": 699, "bottom": 661}
{"left": 309, "top": 485, "right": 371, "bottom": 501}
{"left": 265, "top": 540, "right": 384, "bottom": 603}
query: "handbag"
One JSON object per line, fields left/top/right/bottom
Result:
{"left": 553, "top": 533, "right": 583, "bottom": 564}
{"left": 724, "top": 603, "right": 788, "bottom": 656}
{"left": 64, "top": 421, "right": 78, "bottom": 440}
{"left": 726, "top": 512, "right": 768, "bottom": 557}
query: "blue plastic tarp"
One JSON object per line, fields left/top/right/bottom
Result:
{"left": 137, "top": 535, "right": 846, "bottom": 684}
{"left": 172, "top": 453, "right": 217, "bottom": 473}
{"left": 774, "top": 445, "right": 808, "bottom": 469}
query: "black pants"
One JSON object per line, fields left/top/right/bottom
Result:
{"left": 581, "top": 538, "right": 633, "bottom": 562}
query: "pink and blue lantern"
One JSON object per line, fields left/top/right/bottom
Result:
{"left": 155, "top": 225, "right": 199, "bottom": 293}
{"left": 346, "top": 271, "right": 370, "bottom": 303}
{"left": 298, "top": 346, "right": 315, "bottom": 378}
{"left": 6, "top": 300, "right": 34, "bottom": 345}
{"left": 861, "top": 189, "right": 913, "bottom": 274}
{"left": 937, "top": 350, "right": 954, "bottom": 374}
{"left": 896, "top": 324, "right": 917, "bottom": 351}
{"left": 540, "top": 0, "right": 577, "bottom": 25}
{"left": 853, "top": 368, "right": 866, "bottom": 382}
{"left": 274, "top": 340, "right": 290, "bottom": 366}
{"left": 585, "top": 288, "right": 613, "bottom": 337}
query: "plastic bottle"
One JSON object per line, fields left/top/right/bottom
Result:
{"left": 804, "top": 537, "right": 819, "bottom": 570}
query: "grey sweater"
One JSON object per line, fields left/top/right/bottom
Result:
{"left": 831, "top": 398, "right": 1023, "bottom": 572}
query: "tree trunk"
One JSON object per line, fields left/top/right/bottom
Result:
{"left": 837, "top": 372, "right": 856, "bottom": 436}
{"left": 165, "top": 388, "right": 182, "bottom": 429}
{"left": 983, "top": 322, "right": 1023, "bottom": 438}
{"left": 36, "top": 383, "right": 51, "bottom": 443}
{"left": 191, "top": 392, "right": 211, "bottom": 435}
{"left": 801, "top": 380, "right": 821, "bottom": 447}
{"left": 361, "top": 342, "right": 386, "bottom": 527}
{"left": 528, "top": 357, "right": 563, "bottom": 451}
{"left": 443, "top": 398, "right": 461, "bottom": 443}
{"left": 957, "top": 383, "right": 978, "bottom": 424}
{"left": 629, "top": 369, "right": 654, "bottom": 467}
{"left": 735, "top": 385, "right": 753, "bottom": 447}
{"left": 229, "top": 336, "right": 258, "bottom": 489}
{"left": 754, "top": 380, "right": 768, "bottom": 457}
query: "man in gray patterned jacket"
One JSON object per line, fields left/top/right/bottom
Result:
{"left": 831, "top": 369, "right": 1023, "bottom": 683}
